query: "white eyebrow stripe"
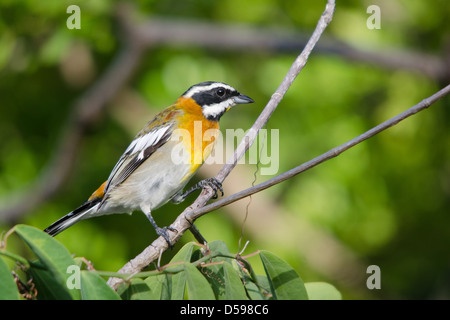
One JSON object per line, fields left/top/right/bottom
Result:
{"left": 184, "top": 82, "right": 235, "bottom": 98}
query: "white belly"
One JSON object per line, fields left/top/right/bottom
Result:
{"left": 101, "top": 141, "right": 194, "bottom": 215}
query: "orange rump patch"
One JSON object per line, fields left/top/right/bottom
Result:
{"left": 88, "top": 181, "right": 107, "bottom": 201}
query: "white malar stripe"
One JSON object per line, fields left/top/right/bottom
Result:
{"left": 184, "top": 82, "right": 235, "bottom": 98}
{"left": 202, "top": 99, "right": 234, "bottom": 119}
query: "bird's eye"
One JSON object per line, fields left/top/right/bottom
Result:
{"left": 216, "top": 88, "right": 225, "bottom": 97}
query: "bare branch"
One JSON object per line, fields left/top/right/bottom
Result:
{"left": 193, "top": 84, "right": 450, "bottom": 217}
{"left": 135, "top": 17, "right": 447, "bottom": 81}
{"left": 212, "top": 0, "right": 336, "bottom": 188}
{"left": 106, "top": 0, "right": 336, "bottom": 290}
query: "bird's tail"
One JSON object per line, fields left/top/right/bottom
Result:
{"left": 44, "top": 199, "right": 101, "bottom": 236}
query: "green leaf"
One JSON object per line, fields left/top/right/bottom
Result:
{"left": 243, "top": 278, "right": 263, "bottom": 300}
{"left": 195, "top": 242, "right": 227, "bottom": 299}
{"left": 208, "top": 240, "right": 232, "bottom": 257}
{"left": 256, "top": 274, "right": 273, "bottom": 298}
{"left": 28, "top": 265, "right": 73, "bottom": 300}
{"left": 144, "top": 274, "right": 171, "bottom": 300}
{"left": 171, "top": 242, "right": 195, "bottom": 262}
{"left": 233, "top": 260, "right": 269, "bottom": 300}
{"left": 196, "top": 240, "right": 237, "bottom": 299}
{"left": 0, "top": 257, "right": 19, "bottom": 300}
{"left": 222, "top": 261, "right": 248, "bottom": 300}
{"left": 168, "top": 242, "right": 195, "bottom": 299}
{"left": 119, "top": 278, "right": 153, "bottom": 300}
{"left": 184, "top": 262, "right": 215, "bottom": 300}
{"left": 80, "top": 271, "right": 121, "bottom": 300}
{"left": 199, "top": 262, "right": 225, "bottom": 299}
{"left": 305, "top": 282, "right": 342, "bottom": 300}
{"left": 14, "top": 224, "right": 80, "bottom": 300}
{"left": 240, "top": 270, "right": 272, "bottom": 300}
{"left": 259, "top": 250, "right": 308, "bottom": 300}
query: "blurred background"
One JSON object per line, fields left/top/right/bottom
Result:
{"left": 0, "top": 0, "right": 449, "bottom": 299}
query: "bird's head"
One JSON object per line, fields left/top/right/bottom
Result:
{"left": 181, "top": 81, "right": 254, "bottom": 121}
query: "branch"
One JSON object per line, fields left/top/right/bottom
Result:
{"left": 193, "top": 84, "right": 450, "bottom": 217}
{"left": 136, "top": 17, "right": 448, "bottom": 81}
{"left": 212, "top": 0, "right": 336, "bottom": 187}
{"left": 106, "top": 0, "right": 336, "bottom": 290}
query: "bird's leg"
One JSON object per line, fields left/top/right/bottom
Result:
{"left": 145, "top": 211, "right": 177, "bottom": 249}
{"left": 171, "top": 177, "right": 224, "bottom": 204}
{"left": 170, "top": 178, "right": 223, "bottom": 245}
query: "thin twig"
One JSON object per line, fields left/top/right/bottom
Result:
{"left": 107, "top": 0, "right": 336, "bottom": 290}
{"left": 211, "top": 0, "right": 336, "bottom": 188}
{"left": 192, "top": 84, "right": 450, "bottom": 216}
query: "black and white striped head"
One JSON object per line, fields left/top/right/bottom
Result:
{"left": 182, "top": 81, "right": 254, "bottom": 121}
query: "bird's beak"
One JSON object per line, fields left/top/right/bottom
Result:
{"left": 233, "top": 94, "right": 255, "bottom": 105}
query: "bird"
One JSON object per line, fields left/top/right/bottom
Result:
{"left": 44, "top": 81, "right": 254, "bottom": 247}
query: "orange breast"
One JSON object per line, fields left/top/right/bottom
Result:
{"left": 175, "top": 97, "right": 220, "bottom": 171}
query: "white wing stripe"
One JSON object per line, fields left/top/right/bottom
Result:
{"left": 127, "top": 125, "right": 171, "bottom": 155}
{"left": 125, "top": 140, "right": 137, "bottom": 154}
{"left": 103, "top": 124, "right": 173, "bottom": 193}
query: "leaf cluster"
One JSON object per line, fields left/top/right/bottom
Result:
{"left": 0, "top": 225, "right": 340, "bottom": 300}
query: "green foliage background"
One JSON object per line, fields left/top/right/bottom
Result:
{"left": 0, "top": 0, "right": 449, "bottom": 299}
